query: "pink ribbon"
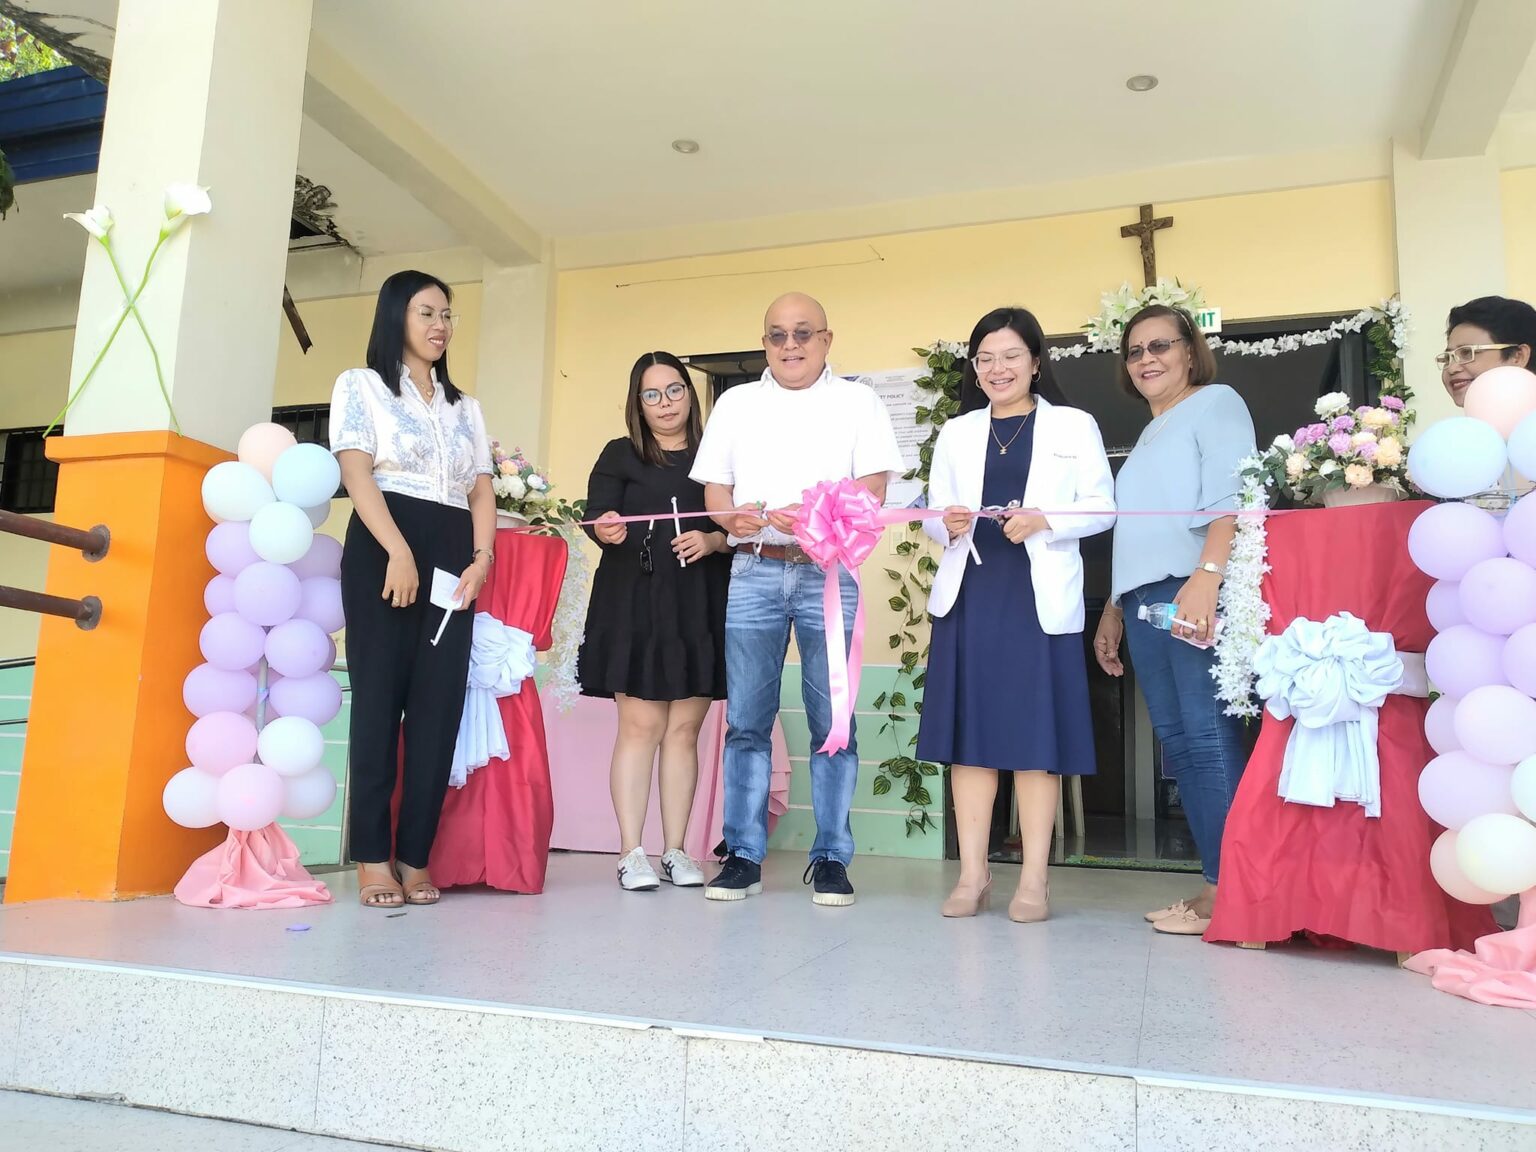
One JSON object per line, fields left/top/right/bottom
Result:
{"left": 792, "top": 479, "right": 899, "bottom": 755}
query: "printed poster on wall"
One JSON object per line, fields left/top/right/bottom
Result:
{"left": 846, "top": 369, "right": 928, "bottom": 508}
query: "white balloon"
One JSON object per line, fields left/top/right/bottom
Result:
{"left": 282, "top": 765, "right": 338, "bottom": 820}
{"left": 1406, "top": 417, "right": 1508, "bottom": 499}
{"left": 163, "top": 767, "right": 223, "bottom": 828}
{"left": 303, "top": 501, "right": 331, "bottom": 529}
{"left": 248, "top": 502, "right": 315, "bottom": 565}
{"left": 255, "top": 714, "right": 325, "bottom": 778}
{"left": 201, "top": 461, "right": 275, "bottom": 523}
{"left": 1510, "top": 411, "right": 1536, "bottom": 483}
{"left": 1513, "top": 756, "right": 1536, "bottom": 823}
{"left": 1455, "top": 812, "right": 1536, "bottom": 896}
{"left": 272, "top": 444, "right": 342, "bottom": 508}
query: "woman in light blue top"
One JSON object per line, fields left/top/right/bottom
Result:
{"left": 1091, "top": 304, "right": 1256, "bottom": 937}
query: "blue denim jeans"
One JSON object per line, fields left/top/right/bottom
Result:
{"left": 1122, "top": 576, "right": 1249, "bottom": 884}
{"left": 723, "top": 552, "right": 860, "bottom": 866}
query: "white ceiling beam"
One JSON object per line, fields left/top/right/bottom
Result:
{"left": 1420, "top": 0, "right": 1536, "bottom": 159}
{"left": 303, "top": 35, "right": 544, "bottom": 267}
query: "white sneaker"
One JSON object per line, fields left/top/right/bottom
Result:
{"left": 617, "top": 847, "right": 659, "bottom": 891}
{"left": 659, "top": 849, "right": 704, "bottom": 887}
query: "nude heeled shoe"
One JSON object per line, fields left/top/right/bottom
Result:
{"left": 941, "top": 875, "right": 993, "bottom": 918}
{"left": 1008, "top": 883, "right": 1050, "bottom": 924}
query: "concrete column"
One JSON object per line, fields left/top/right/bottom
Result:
{"left": 475, "top": 259, "right": 557, "bottom": 464}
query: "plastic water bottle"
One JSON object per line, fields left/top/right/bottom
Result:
{"left": 1137, "top": 602, "right": 1221, "bottom": 648}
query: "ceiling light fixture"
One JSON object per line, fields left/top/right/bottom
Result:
{"left": 671, "top": 139, "right": 700, "bottom": 154}
{"left": 1125, "top": 74, "right": 1159, "bottom": 93}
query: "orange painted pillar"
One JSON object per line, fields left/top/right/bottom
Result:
{"left": 5, "top": 432, "right": 231, "bottom": 902}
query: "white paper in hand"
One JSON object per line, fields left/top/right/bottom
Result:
{"left": 429, "top": 567, "right": 464, "bottom": 647}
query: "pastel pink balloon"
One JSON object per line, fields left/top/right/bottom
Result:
{"left": 265, "top": 618, "right": 331, "bottom": 678}
{"left": 289, "top": 534, "right": 343, "bottom": 582}
{"left": 183, "top": 663, "right": 258, "bottom": 718}
{"left": 1424, "top": 694, "right": 1461, "bottom": 755}
{"left": 1428, "top": 829, "right": 1503, "bottom": 905}
{"left": 1453, "top": 685, "right": 1536, "bottom": 765}
{"left": 204, "top": 574, "right": 238, "bottom": 617}
{"left": 1504, "top": 624, "right": 1536, "bottom": 697}
{"left": 1459, "top": 557, "right": 1536, "bottom": 635}
{"left": 236, "top": 422, "right": 297, "bottom": 482}
{"left": 1503, "top": 492, "right": 1536, "bottom": 568}
{"left": 185, "top": 710, "right": 258, "bottom": 776}
{"left": 1464, "top": 364, "right": 1536, "bottom": 439}
{"left": 269, "top": 671, "right": 342, "bottom": 726}
{"left": 1425, "top": 581, "right": 1468, "bottom": 632}
{"left": 199, "top": 612, "right": 268, "bottom": 671}
{"left": 205, "top": 521, "right": 260, "bottom": 576}
{"left": 1408, "top": 503, "right": 1505, "bottom": 581}
{"left": 1425, "top": 625, "right": 1509, "bottom": 699}
{"left": 297, "top": 577, "right": 345, "bottom": 635}
{"left": 234, "top": 562, "right": 302, "bottom": 627}
{"left": 215, "top": 762, "right": 285, "bottom": 832}
{"left": 1418, "top": 752, "right": 1520, "bottom": 829}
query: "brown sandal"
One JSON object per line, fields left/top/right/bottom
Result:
{"left": 357, "top": 862, "right": 404, "bottom": 908}
{"left": 396, "top": 865, "right": 441, "bottom": 905}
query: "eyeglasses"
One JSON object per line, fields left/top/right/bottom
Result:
{"left": 764, "top": 327, "right": 829, "bottom": 348}
{"left": 1436, "top": 344, "right": 1517, "bottom": 370}
{"left": 640, "top": 522, "right": 655, "bottom": 575}
{"left": 640, "top": 382, "right": 688, "bottom": 406}
{"left": 414, "top": 306, "right": 459, "bottom": 330}
{"left": 1125, "top": 337, "right": 1186, "bottom": 364}
{"left": 973, "top": 349, "right": 1032, "bottom": 371}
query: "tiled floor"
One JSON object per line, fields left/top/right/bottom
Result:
{"left": 1, "top": 852, "right": 1532, "bottom": 1112}
{"left": 0, "top": 1090, "right": 414, "bottom": 1151}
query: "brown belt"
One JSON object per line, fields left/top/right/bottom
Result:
{"left": 735, "top": 542, "right": 815, "bottom": 564}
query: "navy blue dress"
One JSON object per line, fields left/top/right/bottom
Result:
{"left": 916, "top": 412, "right": 1098, "bottom": 775}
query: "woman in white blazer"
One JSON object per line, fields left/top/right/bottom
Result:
{"left": 916, "top": 307, "right": 1114, "bottom": 923}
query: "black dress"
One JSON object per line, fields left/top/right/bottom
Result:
{"left": 915, "top": 412, "right": 1098, "bottom": 775}
{"left": 577, "top": 438, "right": 730, "bottom": 701}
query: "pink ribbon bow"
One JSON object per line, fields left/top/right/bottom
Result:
{"left": 794, "top": 479, "right": 894, "bottom": 755}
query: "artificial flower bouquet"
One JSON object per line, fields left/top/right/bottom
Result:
{"left": 1245, "top": 391, "right": 1415, "bottom": 505}
{"left": 489, "top": 440, "right": 585, "bottom": 531}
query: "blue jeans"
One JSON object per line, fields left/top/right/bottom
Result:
{"left": 1122, "top": 576, "right": 1249, "bottom": 884}
{"left": 723, "top": 553, "right": 860, "bottom": 866}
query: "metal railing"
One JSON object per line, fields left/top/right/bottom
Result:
{"left": 0, "top": 509, "right": 109, "bottom": 630}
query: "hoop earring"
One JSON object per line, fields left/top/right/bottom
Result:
{"left": 1031, "top": 367, "right": 1041, "bottom": 383}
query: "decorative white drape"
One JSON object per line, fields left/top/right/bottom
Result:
{"left": 1253, "top": 612, "right": 1414, "bottom": 819}
{"left": 449, "top": 612, "right": 537, "bottom": 788}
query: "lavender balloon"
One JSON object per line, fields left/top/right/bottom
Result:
{"left": 1502, "top": 623, "right": 1536, "bottom": 697}
{"left": 204, "top": 574, "right": 238, "bottom": 617}
{"left": 1408, "top": 503, "right": 1506, "bottom": 581}
{"left": 1418, "top": 752, "right": 1520, "bottom": 829}
{"left": 265, "top": 617, "right": 331, "bottom": 679}
{"left": 1459, "top": 557, "right": 1536, "bottom": 635}
{"left": 183, "top": 663, "right": 259, "bottom": 718}
{"left": 1425, "top": 581, "right": 1468, "bottom": 632}
{"left": 1424, "top": 694, "right": 1462, "bottom": 755}
{"left": 269, "top": 671, "right": 343, "bottom": 726}
{"left": 1453, "top": 685, "right": 1536, "bottom": 765}
{"left": 185, "top": 710, "right": 259, "bottom": 776}
{"left": 289, "top": 533, "right": 343, "bottom": 582}
{"left": 199, "top": 612, "right": 268, "bottom": 672}
{"left": 234, "top": 562, "right": 302, "bottom": 628}
{"left": 1425, "top": 625, "right": 1509, "bottom": 699}
{"left": 1504, "top": 492, "right": 1536, "bottom": 567}
{"left": 205, "top": 521, "right": 260, "bottom": 576}
{"left": 297, "top": 577, "right": 345, "bottom": 635}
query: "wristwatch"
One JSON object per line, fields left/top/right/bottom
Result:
{"left": 1195, "top": 562, "right": 1225, "bottom": 579}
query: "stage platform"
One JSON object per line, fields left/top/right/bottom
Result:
{"left": 0, "top": 852, "right": 1532, "bottom": 1151}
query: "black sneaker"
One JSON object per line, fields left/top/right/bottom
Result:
{"left": 705, "top": 854, "right": 762, "bottom": 901}
{"left": 804, "top": 859, "right": 855, "bottom": 907}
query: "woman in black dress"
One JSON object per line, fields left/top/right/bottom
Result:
{"left": 579, "top": 351, "right": 731, "bottom": 892}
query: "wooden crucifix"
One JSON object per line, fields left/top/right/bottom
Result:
{"left": 1121, "top": 204, "right": 1173, "bottom": 288}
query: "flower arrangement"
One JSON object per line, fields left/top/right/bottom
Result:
{"left": 489, "top": 441, "right": 584, "bottom": 529}
{"left": 1082, "top": 279, "right": 1207, "bottom": 351}
{"left": 1244, "top": 391, "right": 1415, "bottom": 504}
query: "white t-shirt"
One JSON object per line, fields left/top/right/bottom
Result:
{"left": 329, "top": 366, "right": 493, "bottom": 511}
{"left": 690, "top": 366, "right": 904, "bottom": 543}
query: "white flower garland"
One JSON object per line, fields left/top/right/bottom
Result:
{"left": 1212, "top": 462, "right": 1273, "bottom": 717}
{"left": 545, "top": 526, "right": 590, "bottom": 711}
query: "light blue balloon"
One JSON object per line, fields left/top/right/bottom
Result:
{"left": 1509, "top": 411, "right": 1536, "bottom": 483}
{"left": 1407, "top": 417, "right": 1508, "bottom": 499}
{"left": 272, "top": 443, "right": 342, "bottom": 508}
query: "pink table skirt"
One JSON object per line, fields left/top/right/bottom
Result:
{"left": 544, "top": 695, "right": 791, "bottom": 860}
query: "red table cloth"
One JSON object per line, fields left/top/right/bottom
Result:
{"left": 1205, "top": 501, "right": 1497, "bottom": 952}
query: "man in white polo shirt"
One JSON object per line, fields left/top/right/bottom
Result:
{"left": 691, "top": 292, "right": 902, "bottom": 906}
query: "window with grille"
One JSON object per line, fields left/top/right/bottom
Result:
{"left": 0, "top": 427, "right": 62, "bottom": 514}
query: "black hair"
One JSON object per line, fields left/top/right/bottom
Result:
{"left": 626, "top": 351, "right": 704, "bottom": 467}
{"left": 1446, "top": 296, "right": 1536, "bottom": 362}
{"left": 366, "top": 269, "right": 463, "bottom": 404}
{"left": 958, "top": 306, "right": 1068, "bottom": 415}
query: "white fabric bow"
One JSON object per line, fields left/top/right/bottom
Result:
{"left": 1253, "top": 612, "right": 1405, "bottom": 818}
{"left": 450, "top": 612, "right": 537, "bottom": 788}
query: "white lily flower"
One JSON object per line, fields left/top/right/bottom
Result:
{"left": 162, "top": 184, "right": 212, "bottom": 234}
{"left": 63, "top": 205, "right": 114, "bottom": 240}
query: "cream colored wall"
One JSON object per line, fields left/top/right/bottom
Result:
{"left": 1503, "top": 167, "right": 1536, "bottom": 304}
{"left": 0, "top": 282, "right": 484, "bottom": 660}
{"left": 550, "top": 179, "right": 1398, "bottom": 645}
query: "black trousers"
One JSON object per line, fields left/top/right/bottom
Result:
{"left": 341, "top": 492, "right": 474, "bottom": 868}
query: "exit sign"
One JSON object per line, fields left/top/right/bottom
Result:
{"left": 1193, "top": 307, "right": 1222, "bottom": 333}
